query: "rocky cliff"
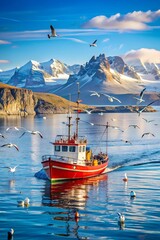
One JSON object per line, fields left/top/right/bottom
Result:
{"left": 0, "top": 84, "right": 79, "bottom": 116}
{"left": 0, "top": 87, "right": 36, "bottom": 116}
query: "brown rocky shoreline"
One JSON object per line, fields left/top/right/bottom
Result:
{"left": 0, "top": 84, "right": 157, "bottom": 116}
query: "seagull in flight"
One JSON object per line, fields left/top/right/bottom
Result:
{"left": 90, "top": 91, "right": 101, "bottom": 97}
{"left": 6, "top": 126, "right": 20, "bottom": 131}
{"left": 133, "top": 88, "right": 146, "bottom": 104}
{"left": 19, "top": 130, "right": 43, "bottom": 138}
{"left": 83, "top": 109, "right": 95, "bottom": 114}
{"left": 90, "top": 40, "right": 97, "bottom": 47}
{"left": 1, "top": 143, "right": 19, "bottom": 151}
{"left": 128, "top": 124, "right": 140, "bottom": 129}
{"left": 102, "top": 93, "right": 121, "bottom": 103}
{"left": 5, "top": 165, "right": 18, "bottom": 173}
{"left": 48, "top": 25, "right": 58, "bottom": 38}
{"left": 142, "top": 118, "right": 154, "bottom": 123}
{"left": 141, "top": 132, "right": 155, "bottom": 138}
{"left": 109, "top": 125, "right": 124, "bottom": 132}
{"left": 137, "top": 100, "right": 157, "bottom": 116}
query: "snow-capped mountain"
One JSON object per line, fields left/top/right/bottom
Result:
{"left": 0, "top": 59, "right": 78, "bottom": 88}
{"left": 0, "top": 67, "right": 17, "bottom": 83}
{"left": 122, "top": 48, "right": 160, "bottom": 80}
{"left": 0, "top": 48, "right": 160, "bottom": 105}
{"left": 7, "top": 60, "right": 46, "bottom": 87}
{"left": 51, "top": 53, "right": 160, "bottom": 105}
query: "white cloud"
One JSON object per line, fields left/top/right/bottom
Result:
{"left": 122, "top": 48, "right": 160, "bottom": 63}
{"left": 0, "top": 60, "right": 10, "bottom": 63}
{"left": 102, "top": 38, "right": 110, "bottom": 43}
{"left": 60, "top": 37, "right": 88, "bottom": 44}
{"left": 82, "top": 10, "right": 160, "bottom": 31}
{"left": 0, "top": 40, "right": 11, "bottom": 44}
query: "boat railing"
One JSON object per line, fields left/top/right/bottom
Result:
{"left": 42, "top": 154, "right": 108, "bottom": 166}
{"left": 42, "top": 154, "right": 87, "bottom": 165}
{"left": 55, "top": 135, "right": 87, "bottom": 144}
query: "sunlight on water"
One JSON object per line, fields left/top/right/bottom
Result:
{"left": 0, "top": 111, "right": 160, "bottom": 239}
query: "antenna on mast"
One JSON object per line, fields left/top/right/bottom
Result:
{"left": 75, "top": 82, "right": 80, "bottom": 139}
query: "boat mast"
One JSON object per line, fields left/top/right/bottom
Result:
{"left": 106, "top": 122, "right": 109, "bottom": 154}
{"left": 75, "top": 82, "right": 80, "bottom": 139}
{"left": 67, "top": 93, "right": 72, "bottom": 141}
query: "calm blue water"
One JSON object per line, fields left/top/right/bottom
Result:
{"left": 0, "top": 111, "right": 160, "bottom": 239}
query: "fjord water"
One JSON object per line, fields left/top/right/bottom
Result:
{"left": 0, "top": 111, "right": 160, "bottom": 240}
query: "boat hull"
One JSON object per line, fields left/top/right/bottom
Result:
{"left": 42, "top": 158, "right": 109, "bottom": 183}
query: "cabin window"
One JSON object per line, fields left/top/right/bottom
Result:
{"left": 79, "top": 146, "right": 82, "bottom": 152}
{"left": 83, "top": 146, "right": 86, "bottom": 152}
{"left": 55, "top": 145, "right": 60, "bottom": 152}
{"left": 69, "top": 146, "right": 76, "bottom": 152}
{"left": 62, "top": 146, "right": 68, "bottom": 152}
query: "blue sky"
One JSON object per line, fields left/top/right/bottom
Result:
{"left": 0, "top": 0, "right": 160, "bottom": 70}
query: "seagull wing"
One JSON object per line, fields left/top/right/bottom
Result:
{"left": 1, "top": 144, "right": 9, "bottom": 147}
{"left": 13, "top": 144, "right": 19, "bottom": 151}
{"left": 37, "top": 131, "right": 43, "bottom": 138}
{"left": 141, "top": 133, "right": 147, "bottom": 138}
{"left": 19, "top": 132, "right": 26, "bottom": 138}
{"left": 140, "top": 88, "right": 146, "bottom": 98}
{"left": 92, "top": 40, "right": 97, "bottom": 44}
{"left": 50, "top": 25, "right": 56, "bottom": 36}
{"left": 140, "top": 100, "right": 157, "bottom": 113}
{"left": 112, "top": 96, "right": 121, "bottom": 103}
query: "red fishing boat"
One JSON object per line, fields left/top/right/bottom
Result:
{"left": 41, "top": 83, "right": 109, "bottom": 183}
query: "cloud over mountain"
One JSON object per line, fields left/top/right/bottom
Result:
{"left": 122, "top": 48, "right": 160, "bottom": 64}
{"left": 82, "top": 10, "right": 160, "bottom": 31}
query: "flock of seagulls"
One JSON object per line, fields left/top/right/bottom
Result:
{"left": 117, "top": 174, "right": 137, "bottom": 228}
{"left": 88, "top": 88, "right": 158, "bottom": 115}
{"left": 0, "top": 127, "right": 43, "bottom": 153}
{"left": 48, "top": 25, "right": 97, "bottom": 47}
{"left": 19, "top": 130, "right": 43, "bottom": 138}
{"left": 89, "top": 91, "right": 122, "bottom": 103}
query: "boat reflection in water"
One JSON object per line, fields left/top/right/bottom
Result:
{"left": 42, "top": 174, "right": 108, "bottom": 238}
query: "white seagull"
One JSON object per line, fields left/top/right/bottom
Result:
{"left": 130, "top": 191, "right": 136, "bottom": 198}
{"left": 141, "top": 132, "right": 155, "bottom": 138}
{"left": 142, "top": 118, "right": 154, "bottom": 123}
{"left": 5, "top": 165, "right": 18, "bottom": 173}
{"left": 117, "top": 212, "right": 125, "bottom": 224}
{"left": 1, "top": 143, "right": 19, "bottom": 151}
{"left": 19, "top": 130, "right": 43, "bottom": 138}
{"left": 24, "top": 197, "right": 30, "bottom": 206}
{"left": 90, "top": 91, "right": 101, "bottom": 97}
{"left": 8, "top": 228, "right": 14, "bottom": 239}
{"left": 109, "top": 125, "right": 124, "bottom": 132}
{"left": 134, "top": 88, "right": 146, "bottom": 104}
{"left": 128, "top": 124, "right": 140, "bottom": 129}
{"left": 137, "top": 100, "right": 157, "bottom": 116}
{"left": 83, "top": 109, "right": 95, "bottom": 114}
{"left": 90, "top": 39, "right": 97, "bottom": 47}
{"left": 48, "top": 25, "right": 58, "bottom": 38}
{"left": 102, "top": 93, "right": 121, "bottom": 103}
